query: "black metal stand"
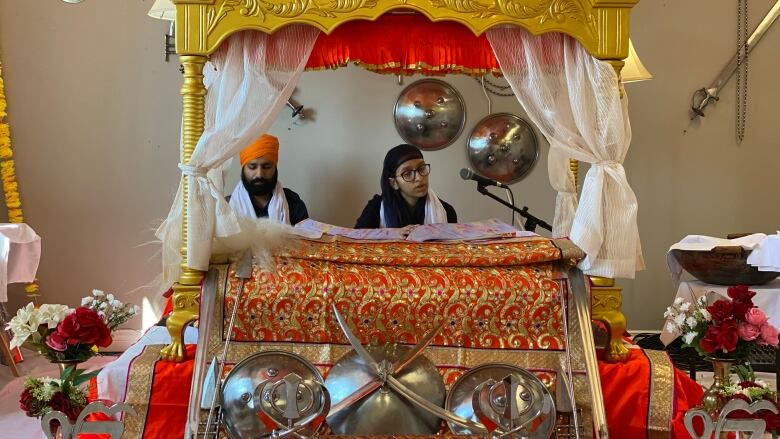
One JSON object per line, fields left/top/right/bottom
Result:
{"left": 475, "top": 184, "right": 552, "bottom": 232}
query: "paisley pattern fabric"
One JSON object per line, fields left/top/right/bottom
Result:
{"left": 224, "top": 237, "right": 569, "bottom": 350}
{"left": 276, "top": 237, "right": 566, "bottom": 267}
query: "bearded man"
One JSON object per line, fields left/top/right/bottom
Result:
{"left": 228, "top": 134, "right": 309, "bottom": 225}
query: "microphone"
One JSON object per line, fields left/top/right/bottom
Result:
{"left": 459, "top": 168, "right": 509, "bottom": 189}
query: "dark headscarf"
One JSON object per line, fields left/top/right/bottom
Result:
{"left": 380, "top": 144, "right": 424, "bottom": 228}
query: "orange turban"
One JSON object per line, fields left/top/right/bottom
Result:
{"left": 239, "top": 134, "right": 279, "bottom": 167}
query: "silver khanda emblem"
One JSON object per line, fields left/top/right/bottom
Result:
{"left": 472, "top": 374, "right": 556, "bottom": 439}
{"left": 684, "top": 398, "right": 779, "bottom": 439}
{"left": 257, "top": 372, "right": 330, "bottom": 438}
{"left": 41, "top": 401, "right": 136, "bottom": 439}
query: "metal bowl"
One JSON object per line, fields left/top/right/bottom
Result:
{"left": 325, "top": 344, "right": 445, "bottom": 435}
{"left": 672, "top": 247, "right": 779, "bottom": 285}
{"left": 221, "top": 351, "right": 324, "bottom": 439}
{"left": 445, "top": 363, "right": 555, "bottom": 438}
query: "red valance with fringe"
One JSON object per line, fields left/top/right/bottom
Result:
{"left": 305, "top": 14, "right": 502, "bottom": 76}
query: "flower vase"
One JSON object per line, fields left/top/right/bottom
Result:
{"left": 701, "top": 358, "right": 734, "bottom": 416}
{"left": 54, "top": 360, "right": 82, "bottom": 381}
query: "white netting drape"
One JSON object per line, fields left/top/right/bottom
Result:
{"left": 156, "top": 27, "right": 319, "bottom": 286}
{"left": 487, "top": 27, "right": 644, "bottom": 278}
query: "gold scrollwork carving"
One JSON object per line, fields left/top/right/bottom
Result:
{"left": 172, "top": 291, "right": 199, "bottom": 309}
{"left": 429, "top": 0, "right": 496, "bottom": 18}
{"left": 592, "top": 291, "right": 621, "bottom": 310}
{"left": 208, "top": 0, "right": 379, "bottom": 34}
{"left": 429, "top": 0, "right": 595, "bottom": 33}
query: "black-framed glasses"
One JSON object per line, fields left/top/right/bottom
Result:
{"left": 396, "top": 163, "right": 431, "bottom": 182}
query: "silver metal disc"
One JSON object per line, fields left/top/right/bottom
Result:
{"left": 467, "top": 113, "right": 539, "bottom": 184}
{"left": 221, "top": 351, "right": 323, "bottom": 439}
{"left": 325, "top": 344, "right": 445, "bottom": 435}
{"left": 394, "top": 78, "right": 466, "bottom": 150}
{"left": 445, "top": 363, "right": 555, "bottom": 438}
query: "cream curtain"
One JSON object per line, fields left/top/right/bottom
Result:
{"left": 156, "top": 27, "right": 319, "bottom": 285}
{"left": 487, "top": 27, "right": 644, "bottom": 278}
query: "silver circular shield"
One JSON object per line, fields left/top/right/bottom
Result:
{"left": 394, "top": 79, "right": 466, "bottom": 150}
{"left": 221, "top": 351, "right": 324, "bottom": 439}
{"left": 445, "top": 363, "right": 555, "bottom": 438}
{"left": 325, "top": 344, "right": 445, "bottom": 435}
{"left": 467, "top": 113, "right": 539, "bottom": 184}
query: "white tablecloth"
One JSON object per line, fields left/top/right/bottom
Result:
{"left": 0, "top": 223, "right": 40, "bottom": 302}
{"left": 660, "top": 279, "right": 780, "bottom": 345}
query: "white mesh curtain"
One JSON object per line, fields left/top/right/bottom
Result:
{"left": 156, "top": 27, "right": 319, "bottom": 285}
{"left": 487, "top": 27, "right": 644, "bottom": 278}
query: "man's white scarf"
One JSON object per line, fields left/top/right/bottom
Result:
{"left": 380, "top": 189, "right": 447, "bottom": 228}
{"left": 229, "top": 181, "right": 290, "bottom": 225}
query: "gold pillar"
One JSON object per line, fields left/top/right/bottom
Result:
{"left": 569, "top": 153, "right": 629, "bottom": 363}
{"left": 591, "top": 277, "right": 630, "bottom": 362}
{"left": 160, "top": 55, "right": 208, "bottom": 363}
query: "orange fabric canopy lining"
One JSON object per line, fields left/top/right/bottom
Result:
{"left": 305, "top": 14, "right": 502, "bottom": 76}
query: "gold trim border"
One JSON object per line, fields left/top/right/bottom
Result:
{"left": 123, "top": 345, "right": 164, "bottom": 438}
{"left": 644, "top": 349, "right": 674, "bottom": 438}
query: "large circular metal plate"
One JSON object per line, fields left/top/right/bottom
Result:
{"left": 467, "top": 113, "right": 539, "bottom": 184}
{"left": 221, "top": 351, "right": 324, "bottom": 439}
{"left": 325, "top": 345, "right": 446, "bottom": 435}
{"left": 445, "top": 363, "right": 555, "bottom": 438}
{"left": 394, "top": 79, "right": 466, "bottom": 150}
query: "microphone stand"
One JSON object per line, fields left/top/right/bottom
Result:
{"left": 475, "top": 183, "right": 552, "bottom": 232}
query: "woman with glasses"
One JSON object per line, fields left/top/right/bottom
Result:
{"left": 355, "top": 144, "right": 457, "bottom": 229}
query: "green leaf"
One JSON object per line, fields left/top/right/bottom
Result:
{"left": 60, "top": 365, "right": 76, "bottom": 382}
{"left": 73, "top": 368, "right": 101, "bottom": 387}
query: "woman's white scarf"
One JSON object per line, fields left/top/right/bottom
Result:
{"left": 379, "top": 189, "right": 448, "bottom": 228}
{"left": 228, "top": 181, "right": 290, "bottom": 225}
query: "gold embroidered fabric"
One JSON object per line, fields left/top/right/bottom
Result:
{"left": 644, "top": 349, "right": 674, "bottom": 438}
{"left": 123, "top": 346, "right": 164, "bottom": 438}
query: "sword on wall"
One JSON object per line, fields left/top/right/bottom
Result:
{"left": 690, "top": 0, "right": 780, "bottom": 119}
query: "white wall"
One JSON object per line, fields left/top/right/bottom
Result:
{"left": 0, "top": 0, "right": 778, "bottom": 331}
{"left": 623, "top": 0, "right": 780, "bottom": 329}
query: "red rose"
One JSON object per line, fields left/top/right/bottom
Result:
{"left": 716, "top": 320, "right": 739, "bottom": 352}
{"left": 739, "top": 381, "right": 758, "bottom": 389}
{"left": 54, "top": 307, "right": 112, "bottom": 348}
{"left": 700, "top": 326, "right": 720, "bottom": 353}
{"left": 49, "top": 391, "right": 81, "bottom": 422}
{"left": 57, "top": 314, "right": 81, "bottom": 340}
{"left": 707, "top": 299, "right": 734, "bottom": 323}
{"left": 728, "top": 285, "right": 756, "bottom": 303}
{"left": 733, "top": 301, "right": 753, "bottom": 321}
{"left": 73, "top": 307, "right": 112, "bottom": 347}
{"left": 48, "top": 391, "right": 67, "bottom": 412}
{"left": 19, "top": 389, "right": 37, "bottom": 417}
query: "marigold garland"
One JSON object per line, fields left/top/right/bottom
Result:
{"left": 0, "top": 59, "right": 39, "bottom": 298}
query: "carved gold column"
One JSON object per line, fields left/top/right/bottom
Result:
{"left": 160, "top": 55, "right": 208, "bottom": 362}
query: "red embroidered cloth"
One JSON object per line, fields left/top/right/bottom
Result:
{"left": 223, "top": 238, "right": 569, "bottom": 350}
